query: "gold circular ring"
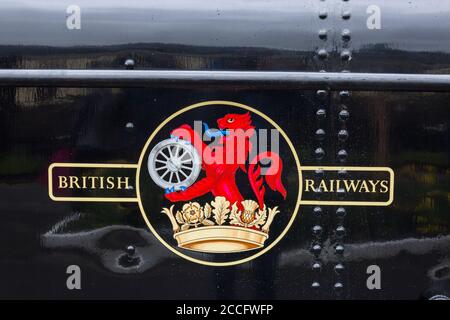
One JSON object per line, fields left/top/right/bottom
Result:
{"left": 136, "top": 100, "right": 302, "bottom": 266}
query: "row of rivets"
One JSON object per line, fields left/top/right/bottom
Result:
{"left": 334, "top": 0, "right": 352, "bottom": 296}
{"left": 318, "top": 6, "right": 352, "bottom": 20}
{"left": 317, "top": 2, "right": 352, "bottom": 62}
{"left": 311, "top": 1, "right": 328, "bottom": 291}
{"left": 124, "top": 59, "right": 138, "bottom": 261}
{"left": 124, "top": 60, "right": 136, "bottom": 133}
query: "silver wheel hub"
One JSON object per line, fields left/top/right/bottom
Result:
{"left": 147, "top": 138, "right": 202, "bottom": 190}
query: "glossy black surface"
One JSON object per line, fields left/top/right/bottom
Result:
{"left": 0, "top": 0, "right": 449, "bottom": 299}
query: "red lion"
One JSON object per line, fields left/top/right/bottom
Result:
{"left": 165, "top": 112, "right": 287, "bottom": 209}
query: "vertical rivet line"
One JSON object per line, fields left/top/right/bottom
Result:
{"left": 334, "top": 0, "right": 351, "bottom": 297}
{"left": 311, "top": 0, "right": 330, "bottom": 293}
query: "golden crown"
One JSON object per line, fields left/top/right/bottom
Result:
{"left": 161, "top": 196, "right": 280, "bottom": 253}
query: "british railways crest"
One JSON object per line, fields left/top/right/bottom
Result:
{"left": 48, "top": 100, "right": 394, "bottom": 266}
{"left": 136, "top": 101, "right": 302, "bottom": 265}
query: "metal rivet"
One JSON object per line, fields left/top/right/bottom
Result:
{"left": 336, "top": 225, "right": 346, "bottom": 237}
{"left": 312, "top": 282, "right": 321, "bottom": 289}
{"left": 124, "top": 59, "right": 135, "bottom": 69}
{"left": 318, "top": 29, "right": 328, "bottom": 40}
{"left": 316, "top": 109, "right": 326, "bottom": 119}
{"left": 337, "top": 188, "right": 346, "bottom": 199}
{"left": 312, "top": 225, "right": 323, "bottom": 235}
{"left": 335, "top": 244, "right": 345, "bottom": 254}
{"left": 334, "top": 282, "right": 344, "bottom": 290}
{"left": 317, "top": 49, "right": 329, "bottom": 60}
{"left": 125, "top": 122, "right": 134, "bottom": 130}
{"left": 315, "top": 169, "right": 324, "bottom": 178}
{"left": 342, "top": 11, "right": 351, "bottom": 20}
{"left": 338, "top": 170, "right": 348, "bottom": 179}
{"left": 315, "top": 128, "right": 326, "bottom": 141}
{"left": 429, "top": 295, "right": 450, "bottom": 300}
{"left": 316, "top": 90, "right": 328, "bottom": 99}
{"left": 126, "top": 245, "right": 135, "bottom": 256}
{"left": 341, "top": 49, "right": 352, "bottom": 61}
{"left": 342, "top": 29, "right": 351, "bottom": 41}
{"left": 312, "top": 262, "right": 322, "bottom": 271}
{"left": 314, "top": 147, "right": 325, "bottom": 160}
{"left": 337, "top": 149, "right": 348, "bottom": 162}
{"left": 338, "top": 129, "right": 349, "bottom": 142}
{"left": 336, "top": 207, "right": 346, "bottom": 218}
{"left": 313, "top": 206, "right": 323, "bottom": 216}
{"left": 334, "top": 263, "right": 345, "bottom": 273}
{"left": 319, "top": 11, "right": 328, "bottom": 19}
{"left": 339, "top": 109, "right": 350, "bottom": 121}
{"left": 311, "top": 244, "right": 322, "bottom": 255}
{"left": 339, "top": 90, "right": 350, "bottom": 99}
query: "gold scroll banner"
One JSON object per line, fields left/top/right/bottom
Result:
{"left": 48, "top": 163, "right": 138, "bottom": 202}
{"left": 299, "top": 166, "right": 394, "bottom": 206}
{"left": 48, "top": 163, "right": 394, "bottom": 206}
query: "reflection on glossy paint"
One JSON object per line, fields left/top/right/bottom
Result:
{"left": 42, "top": 224, "right": 168, "bottom": 274}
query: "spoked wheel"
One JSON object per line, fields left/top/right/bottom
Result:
{"left": 147, "top": 138, "right": 201, "bottom": 190}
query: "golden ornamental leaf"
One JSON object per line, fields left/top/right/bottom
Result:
{"left": 262, "top": 206, "right": 280, "bottom": 233}
{"left": 211, "top": 196, "right": 230, "bottom": 225}
{"left": 202, "top": 219, "right": 215, "bottom": 226}
{"left": 181, "top": 224, "right": 190, "bottom": 231}
{"left": 204, "top": 203, "right": 212, "bottom": 219}
{"left": 251, "top": 207, "right": 267, "bottom": 228}
{"left": 270, "top": 206, "right": 280, "bottom": 217}
{"left": 175, "top": 211, "right": 184, "bottom": 224}
{"left": 160, "top": 207, "right": 170, "bottom": 216}
{"left": 229, "top": 202, "right": 244, "bottom": 226}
